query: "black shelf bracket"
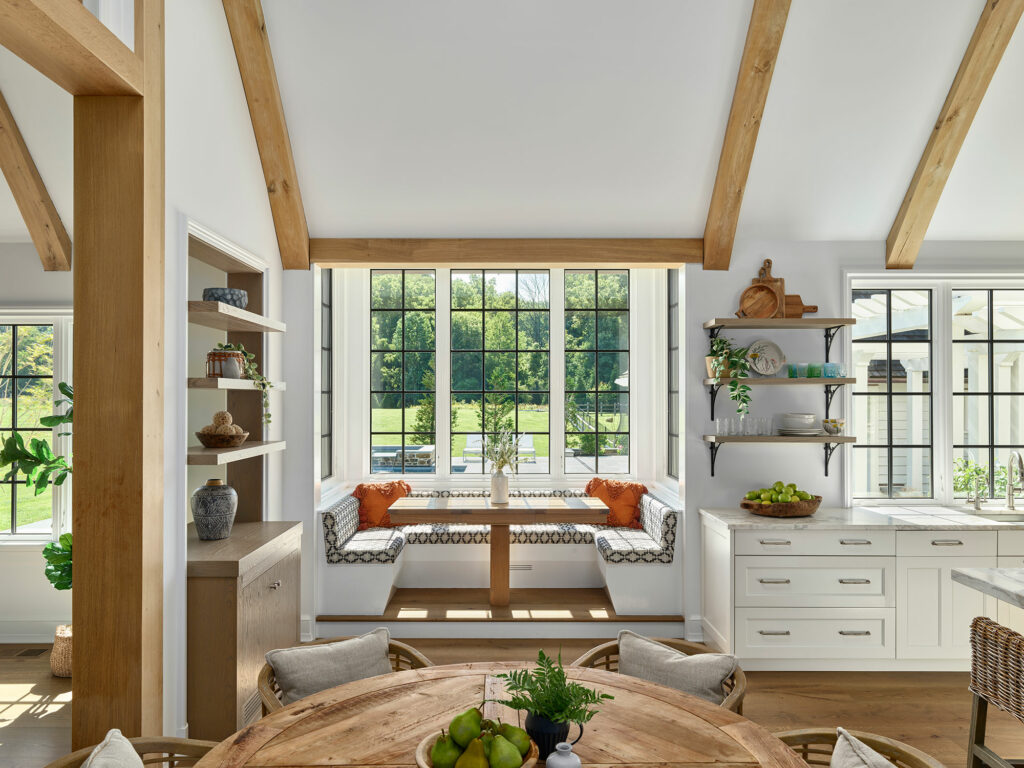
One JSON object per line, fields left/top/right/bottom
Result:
{"left": 709, "top": 442, "right": 722, "bottom": 477}
{"left": 824, "top": 326, "right": 843, "bottom": 361}
{"left": 707, "top": 382, "right": 723, "bottom": 420}
{"left": 824, "top": 442, "right": 840, "bottom": 476}
{"left": 707, "top": 326, "right": 723, "bottom": 340}
{"left": 824, "top": 384, "right": 840, "bottom": 418}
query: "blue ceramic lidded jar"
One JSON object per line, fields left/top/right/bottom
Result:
{"left": 191, "top": 479, "right": 238, "bottom": 540}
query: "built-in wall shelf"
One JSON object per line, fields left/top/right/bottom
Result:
{"left": 187, "top": 440, "right": 286, "bottom": 466}
{"left": 704, "top": 377, "right": 855, "bottom": 420}
{"left": 187, "top": 301, "right": 286, "bottom": 333}
{"left": 703, "top": 317, "right": 857, "bottom": 331}
{"left": 187, "top": 377, "right": 286, "bottom": 391}
{"left": 701, "top": 434, "right": 856, "bottom": 477}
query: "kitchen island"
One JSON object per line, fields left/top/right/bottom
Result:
{"left": 700, "top": 505, "right": 1024, "bottom": 671}
{"left": 952, "top": 567, "right": 1024, "bottom": 610}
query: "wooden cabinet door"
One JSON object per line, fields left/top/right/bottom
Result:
{"left": 897, "top": 556, "right": 997, "bottom": 660}
{"left": 237, "top": 551, "right": 301, "bottom": 728}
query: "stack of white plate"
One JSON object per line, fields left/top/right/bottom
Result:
{"left": 777, "top": 412, "right": 823, "bottom": 436}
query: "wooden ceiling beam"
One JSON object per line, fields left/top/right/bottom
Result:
{"left": 703, "top": 0, "right": 790, "bottom": 271}
{"left": 0, "top": 88, "right": 71, "bottom": 270}
{"left": 309, "top": 238, "right": 704, "bottom": 268}
{"left": 886, "top": 0, "right": 1024, "bottom": 269}
{"left": 0, "top": 0, "right": 143, "bottom": 95}
{"left": 223, "top": 0, "right": 309, "bottom": 270}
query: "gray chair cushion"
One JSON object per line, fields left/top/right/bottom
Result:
{"left": 83, "top": 729, "right": 144, "bottom": 768}
{"left": 831, "top": 728, "right": 894, "bottom": 768}
{"left": 617, "top": 630, "right": 736, "bottom": 705}
{"left": 266, "top": 628, "right": 395, "bottom": 705}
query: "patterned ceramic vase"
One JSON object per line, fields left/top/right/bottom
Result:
{"left": 191, "top": 479, "right": 238, "bottom": 540}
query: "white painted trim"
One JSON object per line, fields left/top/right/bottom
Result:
{"left": 736, "top": 658, "right": 971, "bottom": 672}
{"left": 315, "top": 620, "right": 686, "bottom": 640}
{"left": 186, "top": 219, "right": 270, "bottom": 272}
{"left": 0, "top": 619, "right": 70, "bottom": 644}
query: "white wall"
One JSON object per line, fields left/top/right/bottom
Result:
{"left": 163, "top": 0, "right": 284, "bottom": 738}
{"left": 0, "top": 243, "right": 73, "bottom": 306}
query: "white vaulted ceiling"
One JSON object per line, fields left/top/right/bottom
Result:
{"left": 0, "top": 0, "right": 1023, "bottom": 245}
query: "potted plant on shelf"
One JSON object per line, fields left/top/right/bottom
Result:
{"left": 0, "top": 382, "right": 74, "bottom": 677}
{"left": 492, "top": 650, "right": 612, "bottom": 758}
{"left": 483, "top": 428, "right": 525, "bottom": 503}
{"left": 215, "top": 341, "right": 273, "bottom": 424}
{"left": 708, "top": 337, "right": 753, "bottom": 415}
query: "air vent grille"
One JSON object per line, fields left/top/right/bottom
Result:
{"left": 242, "top": 690, "right": 262, "bottom": 725}
{"left": 509, "top": 564, "right": 533, "bottom": 571}
{"left": 17, "top": 648, "right": 47, "bottom": 657}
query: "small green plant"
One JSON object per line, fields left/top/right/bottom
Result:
{"left": 492, "top": 650, "right": 613, "bottom": 724}
{"left": 709, "top": 337, "right": 752, "bottom": 415}
{"left": 216, "top": 342, "right": 273, "bottom": 424}
{"left": 43, "top": 533, "right": 72, "bottom": 591}
{"left": 0, "top": 382, "right": 73, "bottom": 495}
{"left": 954, "top": 457, "right": 989, "bottom": 501}
{"left": 483, "top": 428, "right": 526, "bottom": 473}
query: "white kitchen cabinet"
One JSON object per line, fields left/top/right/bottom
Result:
{"left": 996, "top": 556, "right": 1024, "bottom": 634}
{"left": 896, "top": 556, "right": 998, "bottom": 660}
{"left": 735, "top": 556, "right": 894, "bottom": 608}
{"left": 735, "top": 607, "right": 895, "bottom": 659}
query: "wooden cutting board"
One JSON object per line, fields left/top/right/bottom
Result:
{"left": 784, "top": 294, "right": 818, "bottom": 318}
{"left": 736, "top": 284, "right": 780, "bottom": 318}
{"left": 736, "top": 258, "right": 784, "bottom": 318}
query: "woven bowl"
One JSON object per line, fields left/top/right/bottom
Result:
{"left": 195, "top": 431, "right": 249, "bottom": 449}
{"left": 741, "top": 495, "right": 822, "bottom": 518}
{"left": 415, "top": 733, "right": 538, "bottom": 768}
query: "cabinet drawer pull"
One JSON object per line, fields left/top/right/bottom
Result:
{"left": 931, "top": 539, "right": 964, "bottom": 546}
{"left": 838, "top": 578, "right": 871, "bottom": 585}
{"left": 840, "top": 539, "right": 872, "bottom": 545}
{"left": 839, "top": 630, "right": 871, "bottom": 636}
{"left": 269, "top": 580, "right": 282, "bottom": 590}
{"left": 758, "top": 539, "right": 791, "bottom": 546}
{"left": 758, "top": 578, "right": 791, "bottom": 584}
{"left": 758, "top": 630, "right": 791, "bottom": 636}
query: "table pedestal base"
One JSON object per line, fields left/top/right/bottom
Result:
{"left": 489, "top": 524, "right": 510, "bottom": 606}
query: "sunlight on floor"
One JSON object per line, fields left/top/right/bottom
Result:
{"left": 0, "top": 645, "right": 71, "bottom": 766}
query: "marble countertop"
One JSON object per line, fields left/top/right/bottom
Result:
{"left": 699, "top": 505, "right": 1021, "bottom": 530}
{"left": 952, "top": 568, "right": 1024, "bottom": 608}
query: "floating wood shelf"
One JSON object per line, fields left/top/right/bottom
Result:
{"left": 186, "top": 440, "right": 286, "bottom": 466}
{"left": 701, "top": 434, "right": 855, "bottom": 478}
{"left": 704, "top": 377, "right": 855, "bottom": 386}
{"left": 187, "top": 301, "right": 286, "bottom": 333}
{"left": 703, "top": 317, "right": 857, "bottom": 331}
{"left": 187, "top": 377, "right": 286, "bottom": 391}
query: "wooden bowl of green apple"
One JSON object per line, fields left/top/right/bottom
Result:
{"left": 416, "top": 709, "right": 539, "bottom": 768}
{"left": 741, "top": 481, "right": 821, "bottom": 518}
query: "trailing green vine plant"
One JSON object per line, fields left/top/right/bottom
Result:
{"left": 216, "top": 342, "right": 273, "bottom": 424}
{"left": 709, "top": 337, "right": 753, "bottom": 415}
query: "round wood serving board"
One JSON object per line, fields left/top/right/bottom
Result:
{"left": 736, "top": 284, "right": 780, "bottom": 318}
{"left": 741, "top": 495, "right": 822, "bottom": 518}
{"left": 415, "top": 733, "right": 539, "bottom": 768}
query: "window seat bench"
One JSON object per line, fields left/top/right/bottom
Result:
{"left": 318, "top": 490, "right": 680, "bottom": 616}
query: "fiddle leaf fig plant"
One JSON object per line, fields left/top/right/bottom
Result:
{"left": 43, "top": 533, "right": 73, "bottom": 591}
{"left": 709, "top": 337, "right": 753, "bottom": 415}
{"left": 216, "top": 342, "right": 273, "bottom": 424}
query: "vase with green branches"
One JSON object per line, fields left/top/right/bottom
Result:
{"left": 708, "top": 337, "right": 753, "bottom": 415}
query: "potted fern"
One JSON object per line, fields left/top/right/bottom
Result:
{"left": 493, "top": 650, "right": 612, "bottom": 758}
{"left": 483, "top": 428, "right": 525, "bottom": 503}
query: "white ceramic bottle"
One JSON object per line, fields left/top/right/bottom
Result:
{"left": 545, "top": 742, "right": 582, "bottom": 768}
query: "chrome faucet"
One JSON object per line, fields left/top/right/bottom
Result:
{"left": 1007, "top": 451, "right": 1024, "bottom": 510}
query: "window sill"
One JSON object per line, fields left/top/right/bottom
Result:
{"left": 0, "top": 536, "right": 53, "bottom": 550}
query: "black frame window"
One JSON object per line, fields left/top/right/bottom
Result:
{"left": 450, "top": 270, "right": 550, "bottom": 474}
{"left": 0, "top": 324, "right": 55, "bottom": 533}
{"left": 564, "top": 269, "right": 630, "bottom": 475}
{"left": 370, "top": 270, "right": 437, "bottom": 474}
{"left": 320, "top": 270, "right": 333, "bottom": 480}
{"left": 952, "top": 289, "right": 1024, "bottom": 498}
{"left": 851, "top": 289, "right": 933, "bottom": 498}
{"left": 667, "top": 269, "right": 679, "bottom": 480}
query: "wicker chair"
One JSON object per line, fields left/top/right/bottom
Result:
{"left": 43, "top": 737, "right": 216, "bottom": 768}
{"left": 967, "top": 616, "right": 1024, "bottom": 768}
{"left": 571, "top": 638, "right": 747, "bottom": 713}
{"left": 775, "top": 729, "right": 944, "bottom": 768}
{"left": 257, "top": 636, "right": 434, "bottom": 714}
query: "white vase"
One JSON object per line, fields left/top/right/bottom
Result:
{"left": 491, "top": 468, "right": 509, "bottom": 503}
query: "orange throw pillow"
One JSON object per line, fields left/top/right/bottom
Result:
{"left": 586, "top": 477, "right": 648, "bottom": 528}
{"left": 353, "top": 481, "right": 411, "bottom": 529}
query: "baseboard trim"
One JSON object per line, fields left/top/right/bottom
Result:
{"left": 315, "top": 619, "right": 687, "bottom": 640}
{"left": 0, "top": 619, "right": 68, "bottom": 644}
{"left": 684, "top": 614, "right": 704, "bottom": 643}
{"left": 300, "top": 615, "right": 315, "bottom": 642}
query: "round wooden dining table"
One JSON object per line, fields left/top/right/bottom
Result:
{"left": 195, "top": 663, "right": 805, "bottom": 768}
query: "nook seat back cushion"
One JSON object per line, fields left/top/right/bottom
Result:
{"left": 266, "top": 627, "right": 394, "bottom": 705}
{"left": 82, "top": 729, "right": 144, "bottom": 768}
{"left": 831, "top": 728, "right": 895, "bottom": 768}
{"left": 617, "top": 630, "right": 736, "bottom": 705}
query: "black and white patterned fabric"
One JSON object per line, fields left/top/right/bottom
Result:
{"left": 406, "top": 489, "right": 587, "bottom": 499}
{"left": 511, "top": 523, "right": 597, "bottom": 545}
{"left": 322, "top": 496, "right": 405, "bottom": 564}
{"left": 403, "top": 523, "right": 491, "bottom": 545}
{"left": 595, "top": 494, "right": 677, "bottom": 564}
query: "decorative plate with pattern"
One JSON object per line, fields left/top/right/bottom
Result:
{"left": 746, "top": 339, "right": 785, "bottom": 375}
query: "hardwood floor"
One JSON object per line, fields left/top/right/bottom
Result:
{"left": 0, "top": 644, "right": 71, "bottom": 767}
{"left": 7, "top": 637, "right": 1024, "bottom": 768}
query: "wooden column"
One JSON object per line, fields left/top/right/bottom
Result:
{"left": 71, "top": 0, "right": 164, "bottom": 748}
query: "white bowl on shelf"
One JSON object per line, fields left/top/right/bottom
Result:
{"left": 778, "top": 412, "right": 817, "bottom": 431}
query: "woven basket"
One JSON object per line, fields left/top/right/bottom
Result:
{"left": 741, "top": 495, "right": 822, "bottom": 518}
{"left": 51, "top": 624, "right": 72, "bottom": 678}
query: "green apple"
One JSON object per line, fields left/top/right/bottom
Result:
{"left": 745, "top": 490, "right": 760, "bottom": 501}
{"left": 760, "top": 492, "right": 772, "bottom": 502}
{"left": 773, "top": 481, "right": 784, "bottom": 492}
{"left": 778, "top": 493, "right": 792, "bottom": 503}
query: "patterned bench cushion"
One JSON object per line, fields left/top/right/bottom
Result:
{"left": 406, "top": 489, "right": 588, "bottom": 499}
{"left": 323, "top": 496, "right": 405, "bottom": 564}
{"left": 595, "top": 494, "right": 678, "bottom": 564}
{"left": 403, "top": 524, "right": 490, "bottom": 545}
{"left": 511, "top": 523, "right": 597, "bottom": 545}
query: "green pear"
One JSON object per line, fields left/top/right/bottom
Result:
{"left": 449, "top": 709, "right": 483, "bottom": 748}
{"left": 497, "top": 723, "right": 530, "bottom": 757}
{"left": 430, "top": 730, "right": 463, "bottom": 768}
{"left": 454, "top": 738, "right": 489, "bottom": 768}
{"left": 480, "top": 718, "right": 500, "bottom": 734}
{"left": 489, "top": 734, "right": 524, "bottom": 768}
{"left": 480, "top": 732, "right": 494, "bottom": 758}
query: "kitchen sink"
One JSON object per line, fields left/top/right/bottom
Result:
{"left": 956, "top": 505, "right": 1024, "bottom": 523}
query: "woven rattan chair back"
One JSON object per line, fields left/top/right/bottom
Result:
{"left": 257, "top": 636, "right": 433, "bottom": 715}
{"left": 968, "top": 617, "right": 1024, "bottom": 768}
{"left": 774, "top": 729, "right": 943, "bottom": 768}
{"left": 571, "top": 637, "right": 747, "bottom": 714}
{"left": 43, "top": 737, "right": 217, "bottom": 768}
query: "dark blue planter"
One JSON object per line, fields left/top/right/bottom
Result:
{"left": 524, "top": 714, "right": 583, "bottom": 761}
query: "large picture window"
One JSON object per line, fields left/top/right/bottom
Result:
{"left": 851, "top": 289, "right": 933, "bottom": 498}
{"left": 564, "top": 269, "right": 630, "bottom": 474}
{"left": 952, "top": 289, "right": 1024, "bottom": 498}
{"left": 0, "top": 324, "right": 56, "bottom": 533}
{"left": 370, "top": 270, "right": 437, "bottom": 473}
{"left": 450, "top": 270, "right": 550, "bottom": 474}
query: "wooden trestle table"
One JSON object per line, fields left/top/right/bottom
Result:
{"left": 386, "top": 496, "right": 609, "bottom": 606}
